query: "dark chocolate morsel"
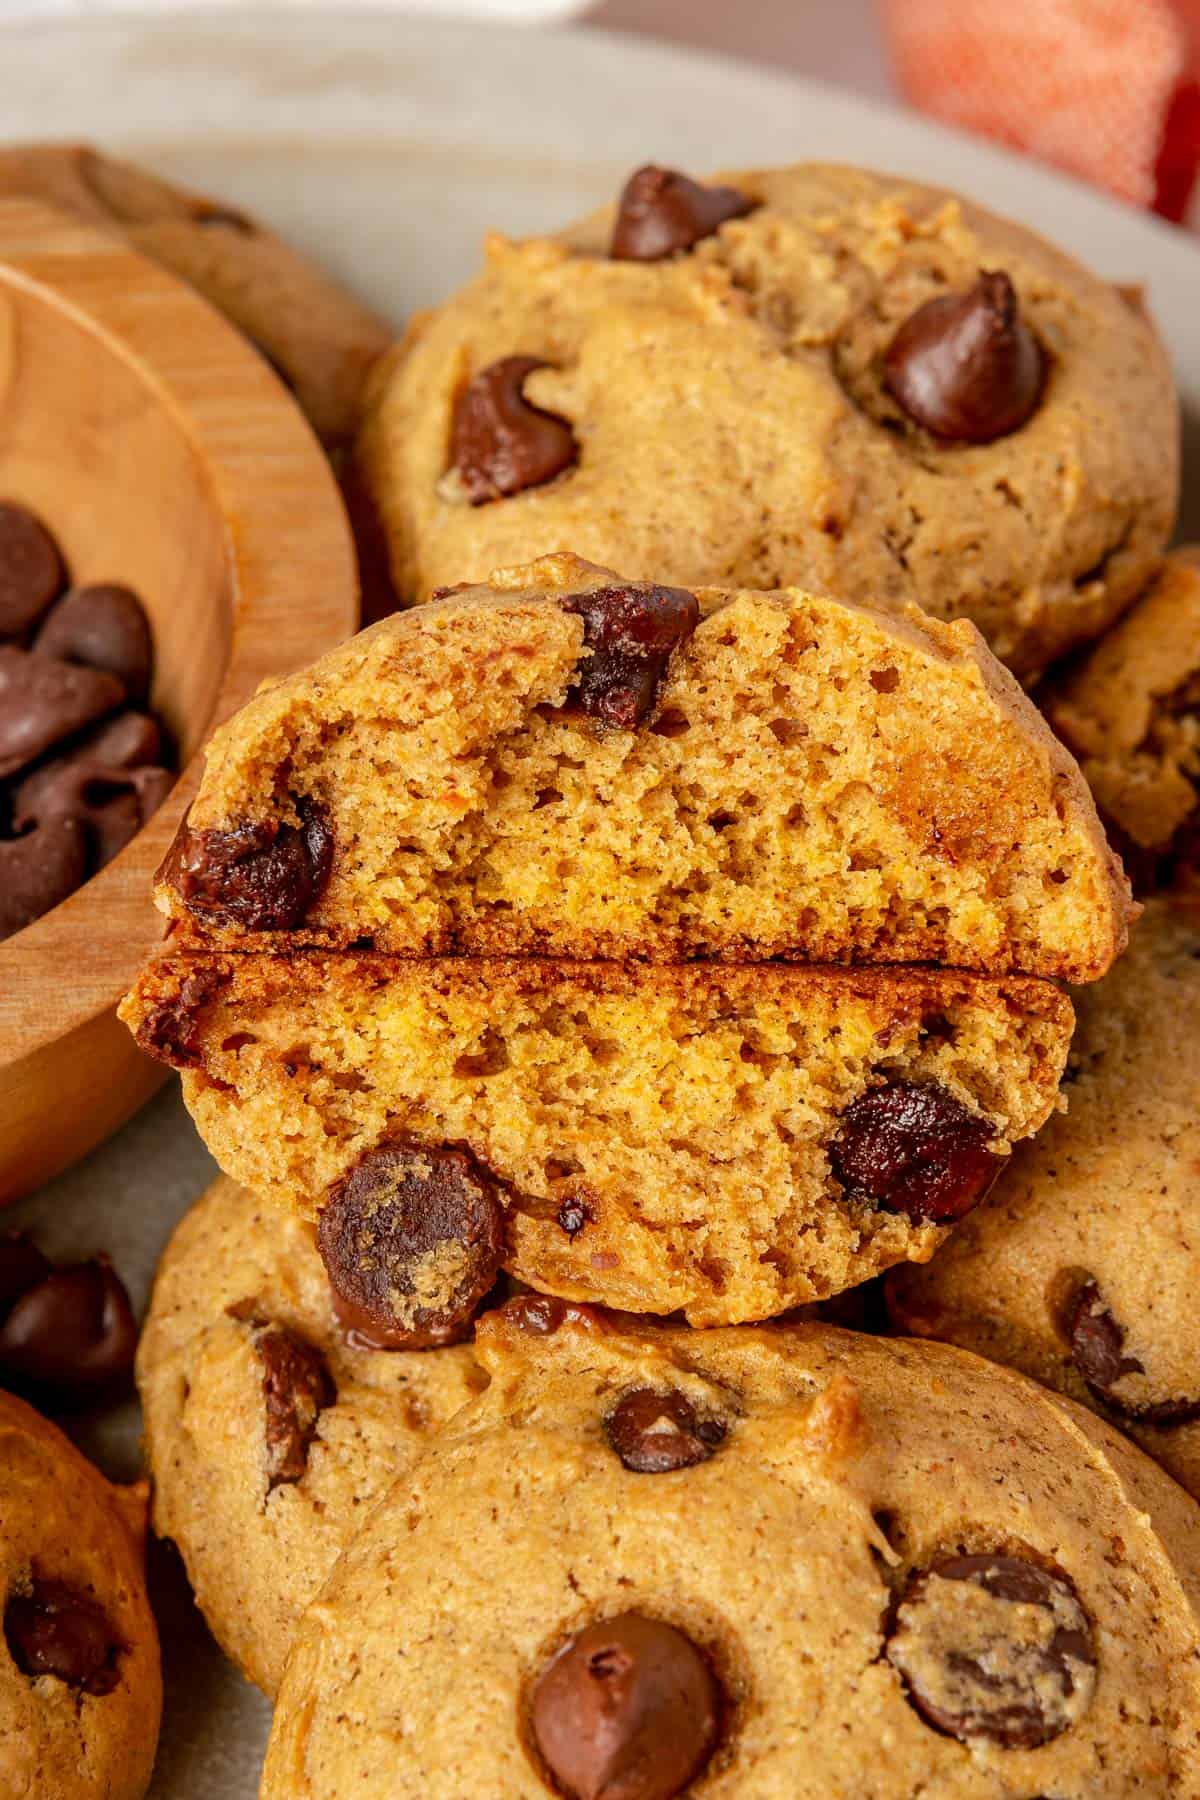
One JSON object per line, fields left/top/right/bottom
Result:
{"left": 0, "top": 1233, "right": 53, "bottom": 1315}
{"left": 563, "top": 584, "right": 700, "bottom": 729}
{"left": 14, "top": 711, "right": 174, "bottom": 873}
{"left": 0, "top": 503, "right": 65, "bottom": 639}
{"left": 492, "top": 1294, "right": 606, "bottom": 1337}
{"left": 605, "top": 1387, "right": 726, "bottom": 1474}
{"left": 883, "top": 270, "right": 1046, "bottom": 444}
{"left": 531, "top": 1611, "right": 721, "bottom": 1800}
{"left": 4, "top": 1576, "right": 123, "bottom": 1696}
{"left": 161, "top": 796, "right": 333, "bottom": 932}
{"left": 34, "top": 585, "right": 153, "bottom": 706}
{"left": 317, "top": 1139, "right": 506, "bottom": 1350}
{"left": 250, "top": 1321, "right": 335, "bottom": 1489}
{"left": 557, "top": 1197, "right": 590, "bottom": 1238}
{"left": 610, "top": 165, "right": 754, "bottom": 262}
{"left": 0, "top": 647, "right": 123, "bottom": 780}
{"left": 0, "top": 815, "right": 88, "bottom": 942}
{"left": 450, "top": 356, "right": 578, "bottom": 505}
{"left": 1064, "top": 1278, "right": 1200, "bottom": 1425}
{"left": 132, "top": 965, "right": 229, "bottom": 1070}
{"left": 829, "top": 1081, "right": 1000, "bottom": 1223}
{"left": 886, "top": 1552, "right": 1097, "bottom": 1748}
{"left": 0, "top": 1256, "right": 138, "bottom": 1396}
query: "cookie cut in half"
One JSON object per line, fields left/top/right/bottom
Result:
{"left": 136, "top": 1175, "right": 485, "bottom": 1695}
{"left": 1044, "top": 547, "right": 1200, "bottom": 891}
{"left": 357, "top": 161, "right": 1177, "bottom": 677}
{"left": 0, "top": 1389, "right": 161, "bottom": 1800}
{"left": 888, "top": 890, "right": 1200, "bottom": 1503}
{"left": 153, "top": 554, "right": 1130, "bottom": 980}
{"left": 122, "top": 953, "right": 1073, "bottom": 1325}
{"left": 260, "top": 1309, "right": 1200, "bottom": 1799}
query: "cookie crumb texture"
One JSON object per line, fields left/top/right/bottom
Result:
{"left": 359, "top": 162, "right": 1177, "bottom": 678}
{"left": 136, "top": 1176, "right": 485, "bottom": 1695}
{"left": 888, "top": 891, "right": 1200, "bottom": 1502}
{"left": 156, "top": 557, "right": 1129, "bottom": 980}
{"left": 259, "top": 1320, "right": 1200, "bottom": 1798}
{"left": 123, "top": 954, "right": 1072, "bottom": 1323}
{"left": 0, "top": 1390, "right": 161, "bottom": 1800}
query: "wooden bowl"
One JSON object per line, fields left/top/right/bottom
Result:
{"left": 0, "top": 197, "right": 358, "bottom": 1203}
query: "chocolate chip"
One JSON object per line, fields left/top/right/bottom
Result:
{"left": 4, "top": 1576, "right": 123, "bottom": 1696}
{"left": 610, "top": 164, "right": 754, "bottom": 262}
{"left": 34, "top": 585, "right": 154, "bottom": 705}
{"left": 531, "top": 1611, "right": 721, "bottom": 1800}
{"left": 132, "top": 965, "right": 228, "bottom": 1069}
{"left": 0, "top": 815, "right": 88, "bottom": 941}
{"left": 0, "top": 647, "right": 123, "bottom": 780}
{"left": 492, "top": 1294, "right": 604, "bottom": 1336}
{"left": 563, "top": 584, "right": 700, "bottom": 729}
{"left": 829, "top": 1081, "right": 1000, "bottom": 1223}
{"left": 0, "top": 1257, "right": 137, "bottom": 1398}
{"left": 250, "top": 1321, "right": 335, "bottom": 1489}
{"left": 450, "top": 356, "right": 578, "bottom": 505}
{"left": 557, "top": 1197, "right": 590, "bottom": 1238}
{"left": 0, "top": 1233, "right": 51, "bottom": 1313}
{"left": 162, "top": 796, "right": 333, "bottom": 932}
{"left": 13, "top": 712, "right": 174, "bottom": 872}
{"left": 317, "top": 1140, "right": 506, "bottom": 1350}
{"left": 605, "top": 1387, "right": 726, "bottom": 1474}
{"left": 886, "top": 1552, "right": 1097, "bottom": 1748}
{"left": 0, "top": 503, "right": 65, "bottom": 639}
{"left": 883, "top": 271, "right": 1046, "bottom": 443}
{"left": 1064, "top": 1278, "right": 1200, "bottom": 1425}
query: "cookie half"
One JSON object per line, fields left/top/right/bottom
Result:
{"left": 888, "top": 890, "right": 1200, "bottom": 1501}
{"left": 150, "top": 555, "right": 1130, "bottom": 980}
{"left": 137, "top": 1175, "right": 485, "bottom": 1695}
{"left": 123, "top": 954, "right": 1072, "bottom": 1326}
{"left": 261, "top": 1306, "right": 1200, "bottom": 1798}
{"left": 359, "top": 161, "right": 1177, "bottom": 677}
{"left": 0, "top": 1390, "right": 161, "bottom": 1800}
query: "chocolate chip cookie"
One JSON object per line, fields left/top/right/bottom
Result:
{"left": 358, "top": 162, "right": 1177, "bottom": 677}
{"left": 260, "top": 1307, "right": 1200, "bottom": 1797}
{"left": 1044, "top": 547, "right": 1200, "bottom": 889}
{"left": 888, "top": 889, "right": 1200, "bottom": 1501}
{"left": 123, "top": 953, "right": 1072, "bottom": 1325}
{"left": 137, "top": 1174, "right": 485, "bottom": 1694}
{"left": 0, "top": 143, "right": 392, "bottom": 448}
{"left": 147, "top": 554, "right": 1130, "bottom": 979}
{"left": 0, "top": 1389, "right": 161, "bottom": 1799}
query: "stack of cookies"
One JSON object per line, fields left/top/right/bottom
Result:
{"left": 123, "top": 161, "right": 1200, "bottom": 1797}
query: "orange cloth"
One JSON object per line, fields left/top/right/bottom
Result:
{"left": 883, "top": 0, "right": 1200, "bottom": 220}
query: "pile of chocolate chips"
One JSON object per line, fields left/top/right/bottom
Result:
{"left": 0, "top": 501, "right": 175, "bottom": 942}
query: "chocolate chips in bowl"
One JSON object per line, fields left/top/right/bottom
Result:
{"left": 0, "top": 501, "right": 174, "bottom": 942}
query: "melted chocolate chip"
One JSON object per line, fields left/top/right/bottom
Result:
{"left": 0, "top": 503, "right": 65, "bottom": 639}
{"left": 162, "top": 796, "right": 333, "bottom": 932}
{"left": 450, "top": 356, "right": 578, "bottom": 505}
{"left": 829, "top": 1081, "right": 1000, "bottom": 1223}
{"left": 0, "top": 815, "right": 87, "bottom": 942}
{"left": 0, "top": 647, "right": 123, "bottom": 780}
{"left": 34, "top": 585, "right": 153, "bottom": 706}
{"left": 492, "top": 1294, "right": 605, "bottom": 1337}
{"left": 557, "top": 1197, "right": 590, "bottom": 1238}
{"left": 0, "top": 1257, "right": 137, "bottom": 1398}
{"left": 886, "top": 1553, "right": 1097, "bottom": 1748}
{"left": 317, "top": 1140, "right": 506, "bottom": 1350}
{"left": 610, "top": 165, "right": 754, "bottom": 262}
{"left": 251, "top": 1321, "right": 335, "bottom": 1489}
{"left": 4, "top": 1576, "right": 123, "bottom": 1696}
{"left": 531, "top": 1611, "right": 721, "bottom": 1800}
{"left": 133, "top": 966, "right": 229, "bottom": 1069}
{"left": 563, "top": 584, "right": 700, "bottom": 729}
{"left": 1064, "top": 1278, "right": 1200, "bottom": 1425}
{"left": 605, "top": 1387, "right": 726, "bottom": 1474}
{"left": 883, "top": 271, "right": 1046, "bottom": 444}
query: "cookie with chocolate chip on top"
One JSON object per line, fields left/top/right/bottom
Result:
{"left": 260, "top": 1310, "right": 1200, "bottom": 1798}
{"left": 888, "top": 889, "right": 1200, "bottom": 1504}
{"left": 0, "top": 1389, "right": 161, "bottom": 1800}
{"left": 136, "top": 1175, "right": 486, "bottom": 1694}
{"left": 359, "top": 161, "right": 1176, "bottom": 678}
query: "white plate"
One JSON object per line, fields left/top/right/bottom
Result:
{"left": 1, "top": 13, "right": 1197, "bottom": 1796}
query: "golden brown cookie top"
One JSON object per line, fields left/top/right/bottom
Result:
{"left": 148, "top": 552, "right": 1130, "bottom": 980}
{"left": 262, "top": 1313, "right": 1200, "bottom": 1798}
{"left": 359, "top": 160, "right": 1177, "bottom": 677}
{"left": 0, "top": 1390, "right": 161, "bottom": 1800}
